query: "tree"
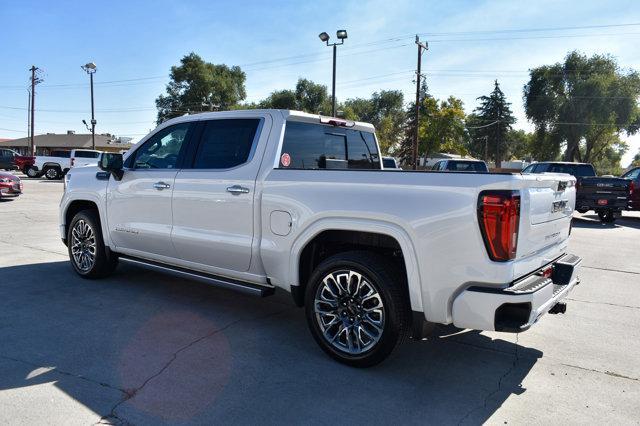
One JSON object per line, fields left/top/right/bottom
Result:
{"left": 420, "top": 96, "right": 468, "bottom": 158}
{"left": 631, "top": 149, "right": 640, "bottom": 167}
{"left": 258, "top": 78, "right": 330, "bottom": 113}
{"left": 155, "top": 53, "right": 246, "bottom": 123}
{"left": 468, "top": 80, "right": 515, "bottom": 168}
{"left": 343, "top": 90, "right": 405, "bottom": 155}
{"left": 524, "top": 51, "right": 640, "bottom": 162}
{"left": 591, "top": 138, "right": 628, "bottom": 175}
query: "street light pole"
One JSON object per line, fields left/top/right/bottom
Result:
{"left": 319, "top": 30, "right": 347, "bottom": 117}
{"left": 81, "top": 62, "right": 97, "bottom": 150}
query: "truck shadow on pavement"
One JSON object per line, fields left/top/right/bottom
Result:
{"left": 0, "top": 260, "right": 542, "bottom": 425}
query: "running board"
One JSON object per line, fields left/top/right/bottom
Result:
{"left": 118, "top": 255, "right": 275, "bottom": 297}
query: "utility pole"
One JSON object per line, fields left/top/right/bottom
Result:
{"left": 82, "top": 63, "right": 98, "bottom": 150}
{"left": 27, "top": 88, "right": 31, "bottom": 147}
{"left": 413, "top": 35, "right": 428, "bottom": 170}
{"left": 29, "top": 66, "right": 41, "bottom": 157}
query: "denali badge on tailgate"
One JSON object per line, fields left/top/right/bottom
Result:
{"left": 551, "top": 200, "right": 568, "bottom": 213}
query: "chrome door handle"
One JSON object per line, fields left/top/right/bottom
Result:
{"left": 226, "top": 185, "right": 250, "bottom": 195}
{"left": 153, "top": 181, "right": 171, "bottom": 190}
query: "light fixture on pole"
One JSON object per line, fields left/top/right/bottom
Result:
{"left": 81, "top": 62, "right": 97, "bottom": 150}
{"left": 319, "top": 29, "right": 347, "bottom": 117}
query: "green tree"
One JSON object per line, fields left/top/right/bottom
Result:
{"left": 469, "top": 80, "right": 515, "bottom": 168}
{"left": 258, "top": 78, "right": 330, "bottom": 113}
{"left": 258, "top": 89, "right": 297, "bottom": 109}
{"left": 420, "top": 96, "right": 468, "bottom": 158}
{"left": 591, "top": 138, "right": 628, "bottom": 175}
{"left": 524, "top": 51, "right": 640, "bottom": 162}
{"left": 397, "top": 81, "right": 429, "bottom": 166}
{"left": 631, "top": 149, "right": 640, "bottom": 167}
{"left": 155, "top": 53, "right": 246, "bottom": 123}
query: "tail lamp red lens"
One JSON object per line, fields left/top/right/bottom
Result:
{"left": 630, "top": 180, "right": 635, "bottom": 196}
{"left": 477, "top": 190, "right": 520, "bottom": 262}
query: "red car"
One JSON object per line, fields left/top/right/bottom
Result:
{"left": 622, "top": 167, "right": 640, "bottom": 210}
{"left": 0, "top": 171, "right": 22, "bottom": 199}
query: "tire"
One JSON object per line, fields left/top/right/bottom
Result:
{"left": 44, "top": 166, "right": 61, "bottom": 180}
{"left": 304, "top": 251, "right": 410, "bottom": 367}
{"left": 598, "top": 211, "right": 616, "bottom": 223}
{"left": 25, "top": 166, "right": 39, "bottom": 178}
{"left": 67, "top": 210, "right": 118, "bottom": 279}
{"left": 576, "top": 208, "right": 589, "bottom": 214}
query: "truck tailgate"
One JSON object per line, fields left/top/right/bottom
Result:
{"left": 518, "top": 173, "right": 575, "bottom": 259}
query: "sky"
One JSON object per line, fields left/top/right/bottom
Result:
{"left": 1, "top": 0, "right": 639, "bottom": 166}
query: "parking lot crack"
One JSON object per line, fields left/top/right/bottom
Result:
{"left": 566, "top": 297, "right": 640, "bottom": 310}
{"left": 97, "top": 307, "right": 293, "bottom": 425}
{"left": 456, "top": 334, "right": 521, "bottom": 425}
{"left": 582, "top": 265, "right": 640, "bottom": 275}
{"left": 560, "top": 363, "right": 639, "bottom": 381}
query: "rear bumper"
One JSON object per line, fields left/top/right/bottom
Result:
{"left": 576, "top": 195, "right": 627, "bottom": 212}
{"left": 452, "top": 253, "right": 581, "bottom": 332}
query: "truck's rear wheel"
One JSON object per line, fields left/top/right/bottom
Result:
{"left": 304, "top": 251, "right": 410, "bottom": 367}
{"left": 44, "top": 166, "right": 61, "bottom": 180}
{"left": 68, "top": 210, "right": 118, "bottom": 278}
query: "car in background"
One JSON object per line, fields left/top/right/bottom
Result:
{"left": 0, "top": 149, "right": 19, "bottom": 171}
{"left": 31, "top": 149, "right": 101, "bottom": 179}
{"left": 621, "top": 167, "right": 639, "bottom": 211}
{"left": 431, "top": 159, "right": 489, "bottom": 173}
{"left": 15, "top": 154, "right": 36, "bottom": 176}
{"left": 0, "top": 171, "right": 22, "bottom": 199}
{"left": 382, "top": 156, "right": 402, "bottom": 170}
{"left": 522, "top": 162, "right": 630, "bottom": 223}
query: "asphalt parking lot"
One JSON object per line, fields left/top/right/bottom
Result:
{"left": 0, "top": 176, "right": 639, "bottom": 425}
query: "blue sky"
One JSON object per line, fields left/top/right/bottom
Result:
{"left": 1, "top": 0, "right": 639, "bottom": 165}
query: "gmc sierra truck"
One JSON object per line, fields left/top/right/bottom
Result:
{"left": 33, "top": 149, "right": 101, "bottom": 179}
{"left": 60, "top": 110, "right": 581, "bottom": 367}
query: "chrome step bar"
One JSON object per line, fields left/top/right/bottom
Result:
{"left": 119, "top": 255, "right": 275, "bottom": 297}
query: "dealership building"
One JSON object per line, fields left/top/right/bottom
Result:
{"left": 0, "top": 131, "right": 134, "bottom": 155}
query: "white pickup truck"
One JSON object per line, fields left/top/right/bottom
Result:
{"left": 60, "top": 110, "right": 581, "bottom": 366}
{"left": 31, "top": 149, "right": 101, "bottom": 179}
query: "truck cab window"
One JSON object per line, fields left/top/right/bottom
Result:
{"left": 280, "top": 121, "right": 380, "bottom": 170}
{"left": 132, "top": 122, "right": 191, "bottom": 169}
{"left": 192, "top": 119, "right": 260, "bottom": 169}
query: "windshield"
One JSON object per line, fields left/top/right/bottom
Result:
{"left": 547, "top": 163, "right": 595, "bottom": 177}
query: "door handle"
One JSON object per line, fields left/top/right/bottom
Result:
{"left": 226, "top": 185, "right": 250, "bottom": 195}
{"left": 153, "top": 181, "right": 171, "bottom": 190}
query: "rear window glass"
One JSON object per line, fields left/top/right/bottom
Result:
{"left": 279, "top": 121, "right": 380, "bottom": 170}
{"left": 51, "top": 151, "right": 71, "bottom": 158}
{"left": 446, "top": 161, "right": 488, "bottom": 172}
{"left": 547, "top": 164, "right": 595, "bottom": 177}
{"left": 74, "top": 151, "right": 100, "bottom": 158}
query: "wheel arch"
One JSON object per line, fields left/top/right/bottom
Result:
{"left": 62, "top": 198, "right": 106, "bottom": 246}
{"left": 289, "top": 218, "right": 424, "bottom": 313}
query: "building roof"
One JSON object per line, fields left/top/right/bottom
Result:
{"left": 0, "top": 133, "right": 133, "bottom": 149}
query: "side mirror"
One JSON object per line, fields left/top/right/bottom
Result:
{"left": 98, "top": 152, "right": 124, "bottom": 180}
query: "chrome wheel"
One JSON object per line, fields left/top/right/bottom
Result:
{"left": 45, "top": 168, "right": 58, "bottom": 179}
{"left": 71, "top": 219, "right": 97, "bottom": 272}
{"left": 314, "top": 270, "right": 385, "bottom": 355}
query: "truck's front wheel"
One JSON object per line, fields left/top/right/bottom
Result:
{"left": 67, "top": 210, "right": 118, "bottom": 278}
{"left": 304, "top": 251, "right": 410, "bottom": 367}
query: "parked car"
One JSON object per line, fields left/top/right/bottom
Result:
{"left": 60, "top": 110, "right": 580, "bottom": 367}
{"left": 15, "top": 154, "right": 36, "bottom": 177}
{"left": 31, "top": 149, "right": 101, "bottom": 179}
{"left": 0, "top": 171, "right": 22, "bottom": 199}
{"left": 621, "top": 167, "right": 639, "bottom": 211}
{"left": 382, "top": 156, "right": 402, "bottom": 170}
{"left": 0, "top": 149, "right": 19, "bottom": 171}
{"left": 522, "top": 162, "right": 630, "bottom": 223}
{"left": 431, "top": 159, "right": 489, "bottom": 172}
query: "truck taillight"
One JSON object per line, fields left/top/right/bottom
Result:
{"left": 477, "top": 190, "right": 520, "bottom": 262}
{"left": 630, "top": 180, "right": 635, "bottom": 195}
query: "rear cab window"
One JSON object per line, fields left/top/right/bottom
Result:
{"left": 51, "top": 151, "right": 71, "bottom": 158}
{"left": 278, "top": 121, "right": 380, "bottom": 170}
{"left": 74, "top": 150, "right": 100, "bottom": 158}
{"left": 446, "top": 161, "right": 488, "bottom": 172}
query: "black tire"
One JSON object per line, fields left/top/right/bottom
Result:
{"left": 44, "top": 166, "right": 61, "bottom": 180}
{"left": 598, "top": 211, "right": 616, "bottom": 223}
{"left": 67, "top": 209, "right": 118, "bottom": 279}
{"left": 304, "top": 251, "right": 410, "bottom": 368}
{"left": 25, "top": 166, "right": 39, "bottom": 178}
{"left": 576, "top": 208, "right": 589, "bottom": 214}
